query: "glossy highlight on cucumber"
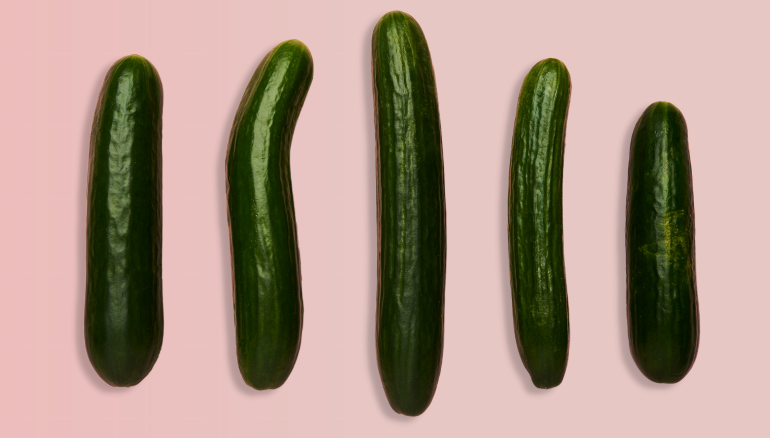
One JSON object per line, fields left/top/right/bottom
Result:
{"left": 508, "top": 58, "right": 571, "bottom": 389}
{"left": 226, "top": 40, "right": 313, "bottom": 390}
{"left": 372, "top": 11, "right": 446, "bottom": 416}
{"left": 626, "top": 101, "right": 699, "bottom": 384}
{"left": 85, "top": 54, "right": 164, "bottom": 387}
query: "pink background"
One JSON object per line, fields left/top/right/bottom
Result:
{"left": 1, "top": 0, "right": 768, "bottom": 436}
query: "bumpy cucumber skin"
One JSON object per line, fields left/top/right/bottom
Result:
{"left": 508, "top": 58, "right": 571, "bottom": 389}
{"left": 372, "top": 11, "right": 446, "bottom": 416}
{"left": 226, "top": 40, "right": 313, "bottom": 390}
{"left": 85, "top": 55, "right": 164, "bottom": 387}
{"left": 626, "top": 102, "right": 699, "bottom": 384}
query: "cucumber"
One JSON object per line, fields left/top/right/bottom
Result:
{"left": 85, "top": 55, "right": 164, "bottom": 387}
{"left": 372, "top": 11, "right": 446, "bottom": 416}
{"left": 508, "top": 58, "right": 571, "bottom": 389}
{"left": 626, "top": 102, "right": 699, "bottom": 383}
{"left": 225, "top": 40, "right": 313, "bottom": 390}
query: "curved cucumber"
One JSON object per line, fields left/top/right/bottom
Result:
{"left": 508, "top": 58, "right": 571, "bottom": 389}
{"left": 626, "top": 101, "right": 699, "bottom": 383}
{"left": 85, "top": 54, "right": 164, "bottom": 387}
{"left": 226, "top": 40, "right": 313, "bottom": 390}
{"left": 372, "top": 11, "right": 446, "bottom": 416}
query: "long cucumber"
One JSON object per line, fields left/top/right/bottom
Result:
{"left": 372, "top": 11, "right": 446, "bottom": 416}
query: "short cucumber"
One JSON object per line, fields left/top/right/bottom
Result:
{"left": 226, "top": 40, "right": 313, "bottom": 390}
{"left": 626, "top": 101, "right": 699, "bottom": 383}
{"left": 85, "top": 54, "right": 164, "bottom": 387}
{"left": 508, "top": 58, "right": 571, "bottom": 389}
{"left": 372, "top": 11, "right": 446, "bottom": 416}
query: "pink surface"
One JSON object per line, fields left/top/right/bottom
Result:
{"left": 1, "top": 0, "right": 768, "bottom": 436}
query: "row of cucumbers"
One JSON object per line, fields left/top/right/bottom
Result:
{"left": 85, "top": 11, "right": 699, "bottom": 416}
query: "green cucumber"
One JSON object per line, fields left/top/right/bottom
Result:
{"left": 85, "top": 54, "right": 164, "bottom": 387}
{"left": 508, "top": 58, "right": 571, "bottom": 389}
{"left": 372, "top": 11, "right": 446, "bottom": 416}
{"left": 226, "top": 40, "right": 313, "bottom": 390}
{"left": 626, "top": 101, "right": 699, "bottom": 383}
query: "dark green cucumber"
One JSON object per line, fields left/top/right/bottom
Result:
{"left": 626, "top": 102, "right": 699, "bottom": 383}
{"left": 372, "top": 11, "right": 446, "bottom": 417}
{"left": 508, "top": 58, "right": 571, "bottom": 389}
{"left": 226, "top": 40, "right": 313, "bottom": 390}
{"left": 85, "top": 55, "right": 164, "bottom": 387}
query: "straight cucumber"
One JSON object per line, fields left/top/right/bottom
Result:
{"left": 508, "top": 58, "right": 571, "bottom": 389}
{"left": 626, "top": 101, "right": 699, "bottom": 383}
{"left": 372, "top": 11, "right": 446, "bottom": 416}
{"left": 226, "top": 40, "right": 313, "bottom": 390}
{"left": 85, "top": 54, "right": 164, "bottom": 387}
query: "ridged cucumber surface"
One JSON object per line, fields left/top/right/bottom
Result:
{"left": 508, "top": 58, "right": 571, "bottom": 389}
{"left": 372, "top": 11, "right": 446, "bottom": 416}
{"left": 226, "top": 40, "right": 313, "bottom": 390}
{"left": 85, "top": 54, "right": 164, "bottom": 387}
{"left": 626, "top": 101, "right": 699, "bottom": 384}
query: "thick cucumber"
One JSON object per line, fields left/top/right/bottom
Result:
{"left": 85, "top": 55, "right": 164, "bottom": 387}
{"left": 508, "top": 58, "right": 571, "bottom": 389}
{"left": 626, "top": 102, "right": 699, "bottom": 383}
{"left": 372, "top": 11, "right": 446, "bottom": 416}
{"left": 226, "top": 40, "right": 313, "bottom": 390}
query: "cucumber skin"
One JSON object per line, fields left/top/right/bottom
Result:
{"left": 226, "top": 40, "right": 313, "bottom": 390}
{"left": 626, "top": 102, "right": 699, "bottom": 384}
{"left": 508, "top": 59, "right": 571, "bottom": 389}
{"left": 85, "top": 55, "right": 164, "bottom": 387}
{"left": 372, "top": 11, "right": 446, "bottom": 417}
